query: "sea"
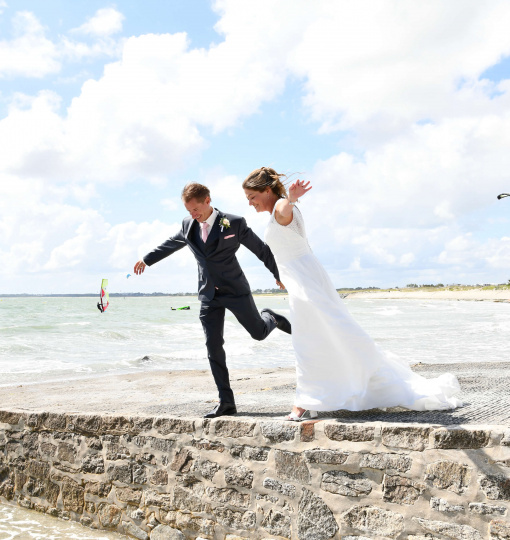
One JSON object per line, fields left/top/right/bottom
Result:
{"left": 1, "top": 295, "right": 510, "bottom": 537}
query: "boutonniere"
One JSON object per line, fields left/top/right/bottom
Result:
{"left": 219, "top": 217, "right": 230, "bottom": 232}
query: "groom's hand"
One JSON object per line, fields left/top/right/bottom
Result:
{"left": 134, "top": 260, "right": 147, "bottom": 275}
{"left": 276, "top": 280, "right": 286, "bottom": 290}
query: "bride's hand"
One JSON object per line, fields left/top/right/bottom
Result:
{"left": 288, "top": 179, "right": 312, "bottom": 202}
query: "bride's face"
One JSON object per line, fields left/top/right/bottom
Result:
{"left": 244, "top": 188, "right": 271, "bottom": 212}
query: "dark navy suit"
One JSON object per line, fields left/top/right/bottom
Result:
{"left": 143, "top": 209, "right": 280, "bottom": 403}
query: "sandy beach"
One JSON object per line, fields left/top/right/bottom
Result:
{"left": 345, "top": 287, "right": 510, "bottom": 301}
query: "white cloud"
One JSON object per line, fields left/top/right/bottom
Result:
{"left": 0, "top": 9, "right": 124, "bottom": 80}
{"left": 73, "top": 8, "right": 124, "bottom": 37}
{"left": 0, "top": 11, "right": 60, "bottom": 78}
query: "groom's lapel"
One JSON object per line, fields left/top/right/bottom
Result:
{"left": 206, "top": 209, "right": 221, "bottom": 247}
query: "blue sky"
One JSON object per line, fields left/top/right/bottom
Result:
{"left": 2, "top": 0, "right": 510, "bottom": 294}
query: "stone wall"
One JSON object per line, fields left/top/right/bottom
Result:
{"left": 1, "top": 409, "right": 510, "bottom": 539}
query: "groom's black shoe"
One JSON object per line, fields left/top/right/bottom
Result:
{"left": 262, "top": 308, "right": 292, "bottom": 334}
{"left": 204, "top": 402, "right": 237, "bottom": 418}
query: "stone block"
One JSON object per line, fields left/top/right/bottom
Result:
{"left": 192, "top": 458, "right": 221, "bottom": 480}
{"left": 230, "top": 445, "right": 270, "bottom": 462}
{"left": 85, "top": 481, "right": 111, "bottom": 499}
{"left": 170, "top": 448, "right": 194, "bottom": 473}
{"left": 301, "top": 422, "right": 316, "bottom": 442}
{"left": 153, "top": 418, "right": 195, "bottom": 435}
{"left": 342, "top": 505, "right": 404, "bottom": 537}
{"left": 151, "top": 525, "right": 185, "bottom": 540}
{"left": 122, "top": 521, "right": 149, "bottom": 540}
{"left": 502, "top": 431, "right": 510, "bottom": 446}
{"left": 214, "top": 419, "right": 256, "bottom": 438}
{"left": 430, "top": 497, "right": 465, "bottom": 512}
{"left": 116, "top": 486, "right": 143, "bottom": 504}
{"left": 40, "top": 442, "right": 57, "bottom": 457}
{"left": 432, "top": 428, "right": 491, "bottom": 449}
{"left": 214, "top": 507, "right": 256, "bottom": 531}
{"left": 131, "top": 416, "right": 154, "bottom": 433}
{"left": 101, "top": 416, "right": 133, "bottom": 434}
{"left": 61, "top": 476, "right": 85, "bottom": 513}
{"left": 322, "top": 470, "right": 372, "bottom": 497}
{"left": 80, "top": 516, "right": 93, "bottom": 527}
{"left": 106, "top": 443, "right": 131, "bottom": 461}
{"left": 144, "top": 489, "right": 174, "bottom": 510}
{"left": 359, "top": 452, "right": 412, "bottom": 472}
{"left": 382, "top": 474, "right": 425, "bottom": 505}
{"left": 262, "top": 508, "right": 291, "bottom": 539}
{"left": 260, "top": 421, "right": 298, "bottom": 443}
{"left": 107, "top": 463, "right": 132, "bottom": 484}
{"left": 86, "top": 436, "right": 103, "bottom": 450}
{"left": 425, "top": 460, "right": 471, "bottom": 494}
{"left": 25, "top": 413, "right": 42, "bottom": 429}
{"left": 84, "top": 501, "right": 95, "bottom": 513}
{"left": 0, "top": 411, "right": 22, "bottom": 425}
{"left": 173, "top": 485, "right": 208, "bottom": 513}
{"left": 305, "top": 448, "right": 349, "bottom": 465}
{"left": 22, "top": 432, "right": 40, "bottom": 457}
{"left": 224, "top": 464, "right": 254, "bottom": 488}
{"left": 263, "top": 477, "right": 297, "bottom": 498}
{"left": 275, "top": 449, "right": 311, "bottom": 484}
{"left": 413, "top": 517, "right": 483, "bottom": 540}
{"left": 26, "top": 460, "right": 50, "bottom": 480}
{"left": 175, "top": 512, "right": 215, "bottom": 536}
{"left": 191, "top": 438, "right": 225, "bottom": 452}
{"left": 57, "top": 442, "right": 77, "bottom": 463}
{"left": 381, "top": 426, "right": 430, "bottom": 451}
{"left": 69, "top": 414, "right": 102, "bottom": 434}
{"left": 299, "top": 488, "right": 339, "bottom": 540}
{"left": 324, "top": 423, "right": 375, "bottom": 442}
{"left": 469, "top": 502, "right": 507, "bottom": 515}
{"left": 148, "top": 437, "right": 175, "bottom": 453}
{"left": 42, "top": 413, "right": 67, "bottom": 431}
{"left": 150, "top": 470, "right": 168, "bottom": 486}
{"left": 98, "top": 503, "right": 122, "bottom": 528}
{"left": 133, "top": 464, "right": 147, "bottom": 484}
{"left": 81, "top": 454, "right": 105, "bottom": 474}
{"left": 14, "top": 470, "right": 27, "bottom": 491}
{"left": 480, "top": 474, "right": 510, "bottom": 501}
{"left": 490, "top": 520, "right": 510, "bottom": 538}
{"left": 206, "top": 486, "right": 250, "bottom": 508}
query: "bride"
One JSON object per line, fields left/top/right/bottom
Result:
{"left": 242, "top": 166, "right": 463, "bottom": 421}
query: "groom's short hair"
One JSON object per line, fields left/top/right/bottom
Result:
{"left": 181, "top": 183, "right": 211, "bottom": 203}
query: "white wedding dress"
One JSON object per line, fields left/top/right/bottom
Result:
{"left": 264, "top": 202, "right": 462, "bottom": 412}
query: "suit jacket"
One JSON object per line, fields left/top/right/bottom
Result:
{"left": 143, "top": 209, "right": 280, "bottom": 301}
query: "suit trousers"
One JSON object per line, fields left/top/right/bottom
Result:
{"left": 199, "top": 292, "right": 277, "bottom": 403}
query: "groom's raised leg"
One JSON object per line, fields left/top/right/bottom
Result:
{"left": 226, "top": 294, "right": 287, "bottom": 340}
{"left": 199, "top": 301, "right": 235, "bottom": 406}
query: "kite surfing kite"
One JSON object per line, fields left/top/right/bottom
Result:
{"left": 97, "top": 279, "right": 109, "bottom": 313}
{"left": 498, "top": 194, "right": 510, "bottom": 200}
{"left": 171, "top": 306, "right": 190, "bottom": 310}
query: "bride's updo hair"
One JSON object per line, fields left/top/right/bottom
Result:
{"left": 242, "top": 167, "right": 287, "bottom": 198}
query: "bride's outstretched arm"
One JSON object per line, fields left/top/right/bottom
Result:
{"left": 275, "top": 180, "right": 312, "bottom": 225}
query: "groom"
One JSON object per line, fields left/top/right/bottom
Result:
{"left": 134, "top": 182, "right": 291, "bottom": 418}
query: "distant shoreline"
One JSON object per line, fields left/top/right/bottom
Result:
{"left": 2, "top": 286, "right": 510, "bottom": 302}
{"left": 344, "top": 287, "right": 510, "bottom": 302}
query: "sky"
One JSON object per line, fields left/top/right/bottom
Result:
{"left": 2, "top": 0, "right": 510, "bottom": 295}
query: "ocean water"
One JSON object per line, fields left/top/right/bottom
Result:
{"left": 1, "top": 295, "right": 510, "bottom": 537}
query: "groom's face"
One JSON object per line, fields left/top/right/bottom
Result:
{"left": 184, "top": 196, "right": 213, "bottom": 222}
